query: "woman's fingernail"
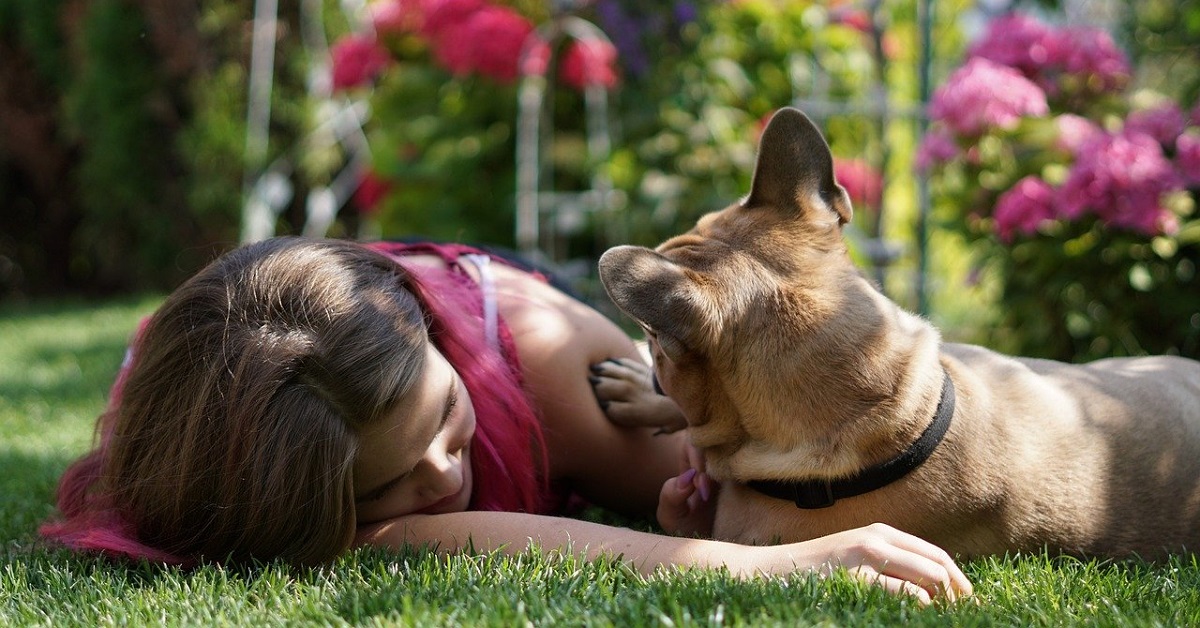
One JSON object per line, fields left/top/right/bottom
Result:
{"left": 588, "top": 375, "right": 600, "bottom": 385}
{"left": 698, "top": 475, "right": 711, "bottom": 501}
{"left": 677, "top": 468, "right": 697, "bottom": 488}
{"left": 589, "top": 363, "right": 603, "bottom": 373}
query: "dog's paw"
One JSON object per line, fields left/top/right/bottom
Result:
{"left": 588, "top": 358, "right": 687, "bottom": 432}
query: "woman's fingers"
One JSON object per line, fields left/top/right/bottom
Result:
{"left": 846, "top": 566, "right": 934, "bottom": 606}
{"left": 657, "top": 470, "right": 698, "bottom": 534}
{"left": 824, "top": 523, "right": 972, "bottom": 603}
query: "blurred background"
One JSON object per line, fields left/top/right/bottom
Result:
{"left": 2, "top": 0, "right": 1198, "bottom": 362}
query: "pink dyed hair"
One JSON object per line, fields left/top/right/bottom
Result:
{"left": 383, "top": 246, "right": 551, "bottom": 514}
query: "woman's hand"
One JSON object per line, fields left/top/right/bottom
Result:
{"left": 738, "top": 523, "right": 973, "bottom": 604}
{"left": 589, "top": 358, "right": 688, "bottom": 433}
{"left": 657, "top": 441, "right": 717, "bottom": 537}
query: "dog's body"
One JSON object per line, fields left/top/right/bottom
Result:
{"left": 599, "top": 107, "right": 1200, "bottom": 559}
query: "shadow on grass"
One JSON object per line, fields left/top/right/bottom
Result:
{"left": 0, "top": 447, "right": 77, "bottom": 543}
{"left": 0, "top": 338, "right": 127, "bottom": 413}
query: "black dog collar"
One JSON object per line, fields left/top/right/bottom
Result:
{"left": 746, "top": 369, "right": 956, "bottom": 509}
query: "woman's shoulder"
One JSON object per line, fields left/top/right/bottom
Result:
{"left": 491, "top": 266, "right": 620, "bottom": 358}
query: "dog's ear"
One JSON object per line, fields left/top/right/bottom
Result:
{"left": 743, "top": 107, "right": 852, "bottom": 226}
{"left": 598, "top": 245, "right": 708, "bottom": 362}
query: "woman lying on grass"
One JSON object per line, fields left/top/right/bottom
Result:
{"left": 41, "top": 236, "right": 971, "bottom": 604}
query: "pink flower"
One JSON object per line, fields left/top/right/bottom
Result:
{"left": 330, "top": 34, "right": 392, "bottom": 91}
{"left": 830, "top": 7, "right": 872, "bottom": 33}
{"left": 928, "top": 58, "right": 1049, "bottom": 136}
{"left": 1058, "top": 130, "right": 1183, "bottom": 235}
{"left": 993, "top": 176, "right": 1057, "bottom": 242}
{"left": 915, "top": 128, "right": 959, "bottom": 172}
{"left": 968, "top": 13, "right": 1055, "bottom": 79}
{"left": 353, "top": 170, "right": 393, "bottom": 215}
{"left": 1191, "top": 101, "right": 1200, "bottom": 127}
{"left": 559, "top": 38, "right": 620, "bottom": 90}
{"left": 1177, "top": 131, "right": 1200, "bottom": 186}
{"left": 519, "top": 38, "right": 552, "bottom": 76}
{"left": 1054, "top": 114, "right": 1102, "bottom": 155}
{"left": 371, "top": 0, "right": 425, "bottom": 35}
{"left": 833, "top": 157, "right": 883, "bottom": 209}
{"left": 1125, "top": 102, "right": 1187, "bottom": 147}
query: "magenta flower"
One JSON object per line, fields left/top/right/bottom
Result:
{"left": 833, "top": 157, "right": 883, "bottom": 209}
{"left": 1054, "top": 114, "right": 1102, "bottom": 155}
{"left": 330, "top": 34, "right": 392, "bottom": 91}
{"left": 968, "top": 12, "right": 1055, "bottom": 79}
{"left": 559, "top": 38, "right": 620, "bottom": 90}
{"left": 993, "top": 176, "right": 1057, "bottom": 242}
{"left": 1047, "top": 26, "right": 1131, "bottom": 96}
{"left": 1191, "top": 101, "right": 1200, "bottom": 127}
{"left": 1125, "top": 102, "right": 1187, "bottom": 147}
{"left": 1177, "top": 131, "right": 1200, "bottom": 186}
{"left": 914, "top": 128, "right": 959, "bottom": 172}
{"left": 1058, "top": 130, "right": 1182, "bottom": 235}
{"left": 928, "top": 58, "right": 1049, "bottom": 136}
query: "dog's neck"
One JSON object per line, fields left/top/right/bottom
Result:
{"left": 745, "top": 366, "right": 955, "bottom": 508}
{"left": 707, "top": 281, "right": 950, "bottom": 486}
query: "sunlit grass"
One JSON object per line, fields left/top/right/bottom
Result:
{"left": 2, "top": 297, "right": 1196, "bottom": 626}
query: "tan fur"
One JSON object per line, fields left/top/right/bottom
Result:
{"left": 599, "top": 107, "right": 1200, "bottom": 559}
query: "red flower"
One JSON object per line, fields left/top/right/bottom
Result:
{"left": 431, "top": 5, "right": 534, "bottom": 83}
{"left": 421, "top": 0, "right": 485, "bottom": 40}
{"left": 833, "top": 157, "right": 883, "bottom": 209}
{"left": 353, "top": 170, "right": 393, "bottom": 215}
{"left": 330, "top": 34, "right": 392, "bottom": 91}
{"left": 559, "top": 38, "right": 620, "bottom": 91}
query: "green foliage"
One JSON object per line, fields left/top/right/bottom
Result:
{"left": 370, "top": 67, "right": 522, "bottom": 243}
{"left": 65, "top": 0, "right": 182, "bottom": 290}
{"left": 0, "top": 0, "right": 69, "bottom": 87}
{"left": 1126, "top": 0, "right": 1200, "bottom": 107}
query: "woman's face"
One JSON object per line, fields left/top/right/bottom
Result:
{"left": 354, "top": 342, "right": 476, "bottom": 525}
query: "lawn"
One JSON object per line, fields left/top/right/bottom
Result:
{"left": 2, "top": 297, "right": 1198, "bottom": 626}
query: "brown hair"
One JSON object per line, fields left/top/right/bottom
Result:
{"left": 84, "top": 237, "right": 426, "bottom": 565}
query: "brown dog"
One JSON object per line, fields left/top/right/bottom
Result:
{"left": 598, "top": 107, "right": 1200, "bottom": 559}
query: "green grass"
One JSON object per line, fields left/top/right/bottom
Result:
{"left": 2, "top": 298, "right": 1199, "bottom": 626}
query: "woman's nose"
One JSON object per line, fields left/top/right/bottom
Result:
{"left": 418, "top": 447, "right": 462, "bottom": 498}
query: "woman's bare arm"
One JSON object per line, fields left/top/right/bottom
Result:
{"left": 491, "top": 265, "right": 688, "bottom": 516}
{"left": 357, "top": 513, "right": 971, "bottom": 604}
